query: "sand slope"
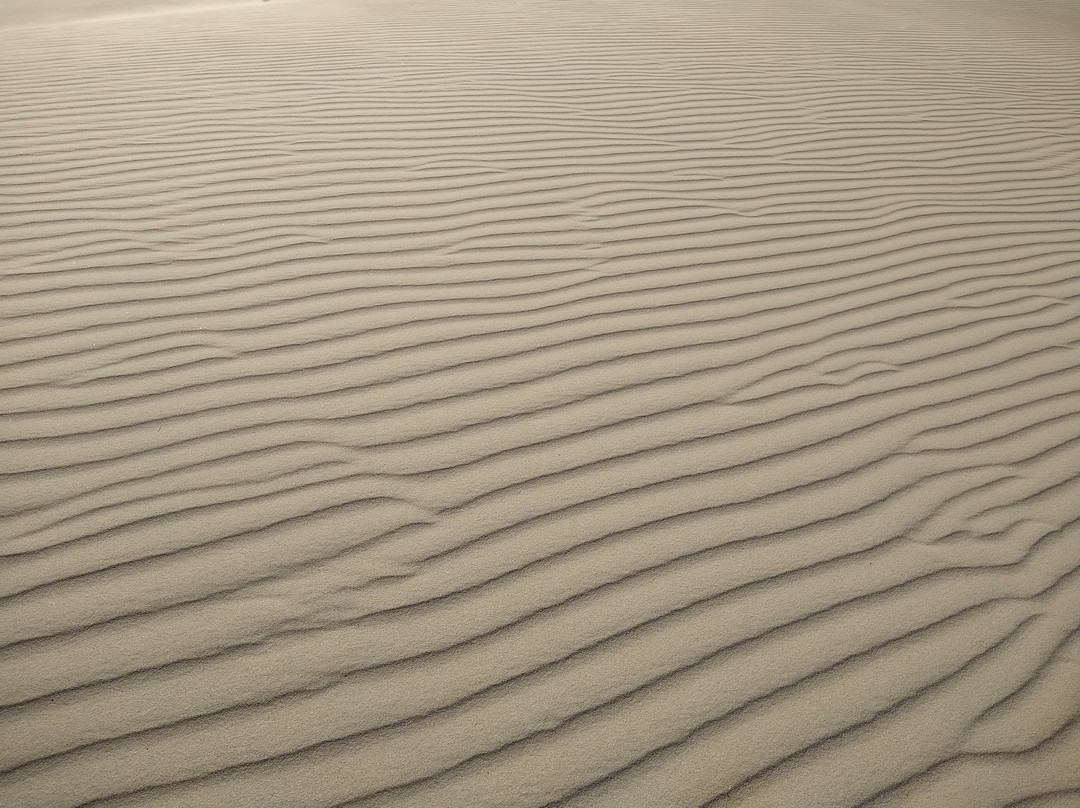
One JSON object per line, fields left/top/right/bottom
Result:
{"left": 1, "top": 0, "right": 1079, "bottom": 805}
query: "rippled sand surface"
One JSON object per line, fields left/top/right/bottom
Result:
{"left": 2, "top": 1, "right": 1079, "bottom": 805}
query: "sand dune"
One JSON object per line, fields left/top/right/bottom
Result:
{"left": 2, "top": 0, "right": 1079, "bottom": 805}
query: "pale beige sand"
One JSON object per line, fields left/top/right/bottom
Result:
{"left": 2, "top": 0, "right": 1079, "bottom": 805}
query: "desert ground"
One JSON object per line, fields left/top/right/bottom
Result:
{"left": 1, "top": 0, "right": 1079, "bottom": 806}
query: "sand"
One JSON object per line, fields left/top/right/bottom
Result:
{"left": 1, "top": 0, "right": 1079, "bottom": 805}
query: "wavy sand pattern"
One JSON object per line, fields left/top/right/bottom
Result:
{"left": 2, "top": 0, "right": 1079, "bottom": 805}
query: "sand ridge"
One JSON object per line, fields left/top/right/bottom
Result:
{"left": 1, "top": 0, "right": 1079, "bottom": 805}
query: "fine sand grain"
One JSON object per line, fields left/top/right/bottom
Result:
{"left": 2, "top": 0, "right": 1079, "bottom": 806}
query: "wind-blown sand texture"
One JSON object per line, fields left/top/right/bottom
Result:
{"left": 2, "top": 0, "right": 1080, "bottom": 805}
